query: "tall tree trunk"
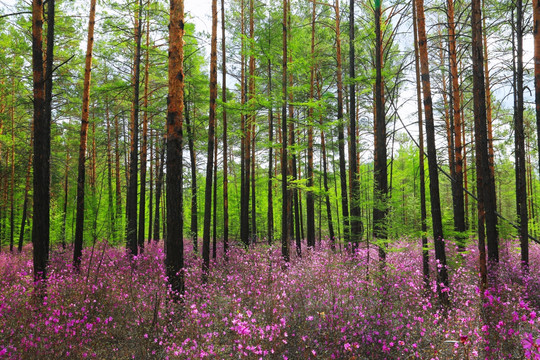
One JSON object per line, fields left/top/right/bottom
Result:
{"left": 447, "top": 0, "right": 466, "bottom": 249}
{"left": 115, "top": 113, "right": 122, "bottom": 239}
{"left": 317, "top": 71, "right": 335, "bottom": 249}
{"left": 148, "top": 129, "right": 154, "bottom": 244}
{"left": 306, "top": 0, "right": 316, "bottom": 248}
{"left": 373, "top": 0, "right": 387, "bottom": 261}
{"left": 281, "top": 0, "right": 290, "bottom": 262}
{"left": 166, "top": 0, "right": 185, "bottom": 295}
{"left": 138, "top": 4, "right": 151, "bottom": 250}
{"left": 515, "top": 0, "right": 528, "bottom": 266}
{"left": 535, "top": 0, "right": 540, "bottom": 180}
{"left": 106, "top": 93, "right": 115, "bottom": 242}
{"left": 412, "top": 0, "right": 429, "bottom": 287}
{"left": 415, "top": 0, "right": 449, "bottom": 305}
{"left": 61, "top": 147, "right": 69, "bottom": 249}
{"left": 32, "top": 0, "right": 52, "bottom": 282}
{"left": 267, "top": 52, "right": 274, "bottom": 245}
{"left": 334, "top": 0, "right": 349, "bottom": 244}
{"left": 249, "top": 0, "right": 256, "bottom": 243}
{"left": 349, "top": 0, "right": 362, "bottom": 245}
{"left": 18, "top": 134, "right": 33, "bottom": 253}
{"left": 73, "top": 0, "right": 97, "bottom": 269}
{"left": 185, "top": 97, "right": 198, "bottom": 253}
{"left": 212, "top": 131, "right": 218, "bottom": 258}
{"left": 9, "top": 81, "right": 15, "bottom": 252}
{"left": 471, "top": 0, "right": 498, "bottom": 272}
{"left": 482, "top": 0, "right": 495, "bottom": 176}
{"left": 153, "top": 136, "right": 165, "bottom": 241}
{"left": 240, "top": 0, "right": 249, "bottom": 247}
{"left": 127, "top": 0, "right": 143, "bottom": 256}
{"left": 202, "top": 0, "right": 218, "bottom": 282}
{"left": 221, "top": 0, "right": 229, "bottom": 254}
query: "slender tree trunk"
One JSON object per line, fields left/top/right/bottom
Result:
{"left": 412, "top": 0, "right": 429, "bottom": 287}
{"left": 185, "top": 97, "right": 198, "bottom": 253}
{"left": 373, "top": 0, "right": 387, "bottom": 261}
{"left": 515, "top": 0, "right": 528, "bottom": 266}
{"left": 148, "top": 128, "right": 154, "bottom": 243}
{"left": 267, "top": 53, "right": 274, "bottom": 245}
{"left": 221, "top": 0, "right": 229, "bottom": 254}
{"left": 138, "top": 4, "right": 151, "bottom": 250}
{"left": 9, "top": 81, "right": 15, "bottom": 252}
{"left": 471, "top": 0, "right": 498, "bottom": 271}
{"left": 166, "top": 0, "right": 185, "bottom": 295}
{"left": 106, "top": 93, "right": 115, "bottom": 242}
{"left": 32, "top": 0, "right": 52, "bottom": 282}
{"left": 415, "top": 0, "right": 449, "bottom": 305}
{"left": 115, "top": 113, "right": 122, "bottom": 239}
{"left": 349, "top": 0, "right": 362, "bottom": 245}
{"left": 73, "top": 0, "right": 96, "bottom": 269}
{"left": 61, "top": 147, "right": 69, "bottom": 249}
{"left": 334, "top": 0, "right": 349, "bottom": 244}
{"left": 482, "top": 0, "right": 495, "bottom": 176}
{"left": 317, "top": 71, "right": 335, "bottom": 249}
{"left": 240, "top": 0, "right": 249, "bottom": 247}
{"left": 249, "top": 0, "right": 256, "bottom": 243}
{"left": 281, "top": 0, "right": 290, "bottom": 262}
{"left": 127, "top": 0, "right": 143, "bottom": 256}
{"left": 535, "top": 0, "right": 540, "bottom": 179}
{"left": 306, "top": 0, "right": 316, "bottom": 248}
{"left": 202, "top": 0, "right": 218, "bottom": 282}
{"left": 153, "top": 136, "right": 165, "bottom": 241}
{"left": 447, "top": 0, "right": 466, "bottom": 249}
{"left": 212, "top": 131, "right": 218, "bottom": 258}
{"left": 18, "top": 134, "right": 33, "bottom": 253}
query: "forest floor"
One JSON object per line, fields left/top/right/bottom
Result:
{"left": 0, "top": 238, "right": 539, "bottom": 359}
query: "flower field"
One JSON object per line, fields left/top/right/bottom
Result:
{"left": 0, "top": 239, "right": 539, "bottom": 359}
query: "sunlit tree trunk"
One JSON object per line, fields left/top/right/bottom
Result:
{"left": 415, "top": 0, "right": 448, "bottom": 305}
{"left": 73, "top": 0, "right": 97, "bottom": 268}
{"left": 166, "top": 0, "right": 185, "bottom": 295}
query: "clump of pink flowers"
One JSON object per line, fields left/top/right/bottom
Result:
{"left": 0, "top": 238, "right": 538, "bottom": 359}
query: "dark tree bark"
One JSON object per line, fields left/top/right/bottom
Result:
{"left": 32, "top": 0, "right": 52, "bottom": 282}
{"left": 412, "top": 0, "right": 429, "bottom": 287}
{"left": 447, "top": 0, "right": 466, "bottom": 249}
{"left": 126, "top": 0, "right": 143, "bottom": 256}
{"left": 334, "top": 0, "right": 349, "bottom": 244}
{"left": 9, "top": 81, "right": 15, "bottom": 252}
{"left": 73, "top": 0, "right": 97, "bottom": 269}
{"left": 106, "top": 94, "right": 115, "bottom": 242}
{"left": 153, "top": 136, "right": 165, "bottom": 241}
{"left": 166, "top": 0, "right": 185, "bottom": 295}
{"left": 281, "top": 0, "right": 290, "bottom": 262}
{"left": 138, "top": 5, "right": 151, "bottom": 250}
{"left": 471, "top": 0, "right": 499, "bottom": 264}
{"left": 415, "top": 0, "right": 449, "bottom": 305}
{"left": 240, "top": 0, "right": 250, "bottom": 247}
{"left": 349, "top": 0, "right": 362, "bottom": 245}
{"left": 115, "top": 110, "right": 122, "bottom": 240}
{"left": 18, "top": 135, "right": 33, "bottom": 253}
{"left": 185, "top": 97, "right": 198, "bottom": 253}
{"left": 535, "top": 0, "right": 540, "bottom": 181}
{"left": 515, "top": 0, "right": 528, "bottom": 266}
{"left": 267, "top": 50, "right": 274, "bottom": 246}
{"left": 373, "top": 0, "right": 387, "bottom": 260}
{"left": 249, "top": 0, "right": 256, "bottom": 243}
{"left": 212, "top": 130, "right": 218, "bottom": 258}
{"left": 306, "top": 0, "right": 316, "bottom": 249}
{"left": 221, "top": 0, "right": 229, "bottom": 255}
{"left": 202, "top": 0, "right": 218, "bottom": 282}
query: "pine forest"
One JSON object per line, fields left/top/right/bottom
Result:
{"left": 0, "top": 0, "right": 539, "bottom": 358}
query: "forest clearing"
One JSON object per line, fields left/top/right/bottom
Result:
{"left": 1, "top": 0, "right": 540, "bottom": 358}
